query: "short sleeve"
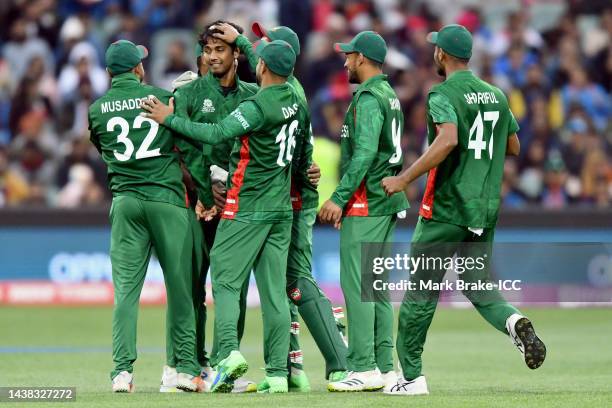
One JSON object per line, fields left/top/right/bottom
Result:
{"left": 428, "top": 92, "right": 458, "bottom": 125}
{"left": 508, "top": 110, "right": 520, "bottom": 135}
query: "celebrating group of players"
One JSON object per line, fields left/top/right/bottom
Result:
{"left": 88, "top": 19, "right": 546, "bottom": 396}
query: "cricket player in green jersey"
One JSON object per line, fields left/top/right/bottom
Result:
{"left": 381, "top": 25, "right": 546, "bottom": 396}
{"left": 319, "top": 31, "right": 410, "bottom": 392}
{"left": 160, "top": 21, "right": 258, "bottom": 394}
{"left": 212, "top": 22, "right": 350, "bottom": 389}
{"left": 88, "top": 40, "right": 204, "bottom": 393}
{"left": 143, "top": 39, "right": 309, "bottom": 394}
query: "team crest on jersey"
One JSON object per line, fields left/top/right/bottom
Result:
{"left": 201, "top": 99, "right": 215, "bottom": 113}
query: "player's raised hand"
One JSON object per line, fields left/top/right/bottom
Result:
{"left": 381, "top": 175, "right": 405, "bottom": 196}
{"left": 141, "top": 96, "right": 174, "bottom": 124}
{"left": 318, "top": 199, "right": 343, "bottom": 229}
{"left": 307, "top": 162, "right": 321, "bottom": 186}
{"left": 211, "top": 22, "right": 240, "bottom": 44}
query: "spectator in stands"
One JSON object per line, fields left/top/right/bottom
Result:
{"left": 0, "top": 146, "right": 29, "bottom": 206}
{"left": 58, "top": 41, "right": 108, "bottom": 102}
{"left": 561, "top": 66, "right": 610, "bottom": 131}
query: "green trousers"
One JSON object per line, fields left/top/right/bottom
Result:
{"left": 109, "top": 196, "right": 199, "bottom": 379}
{"left": 166, "top": 209, "right": 207, "bottom": 368}
{"left": 286, "top": 208, "right": 348, "bottom": 378}
{"left": 211, "top": 218, "right": 291, "bottom": 377}
{"left": 397, "top": 217, "right": 520, "bottom": 380}
{"left": 165, "top": 214, "right": 249, "bottom": 370}
{"left": 340, "top": 215, "right": 396, "bottom": 373}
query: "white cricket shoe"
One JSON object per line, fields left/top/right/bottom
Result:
{"left": 506, "top": 313, "right": 546, "bottom": 369}
{"left": 112, "top": 371, "right": 134, "bottom": 393}
{"left": 381, "top": 370, "right": 398, "bottom": 392}
{"left": 159, "top": 365, "right": 182, "bottom": 393}
{"left": 232, "top": 378, "right": 257, "bottom": 393}
{"left": 384, "top": 376, "right": 429, "bottom": 395}
{"left": 200, "top": 366, "right": 214, "bottom": 383}
{"left": 327, "top": 369, "right": 384, "bottom": 392}
{"left": 176, "top": 372, "right": 206, "bottom": 392}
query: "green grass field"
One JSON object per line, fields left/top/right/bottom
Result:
{"left": 1, "top": 306, "right": 611, "bottom": 407}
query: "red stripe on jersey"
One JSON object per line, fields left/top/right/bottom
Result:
{"left": 345, "top": 180, "right": 369, "bottom": 216}
{"left": 419, "top": 167, "right": 438, "bottom": 219}
{"left": 223, "top": 136, "right": 250, "bottom": 220}
{"left": 290, "top": 180, "right": 303, "bottom": 210}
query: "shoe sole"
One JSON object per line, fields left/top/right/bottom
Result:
{"left": 515, "top": 317, "right": 546, "bottom": 369}
{"left": 159, "top": 385, "right": 182, "bottom": 393}
{"left": 327, "top": 384, "right": 384, "bottom": 392}
{"left": 112, "top": 384, "right": 134, "bottom": 393}
{"left": 211, "top": 362, "right": 248, "bottom": 393}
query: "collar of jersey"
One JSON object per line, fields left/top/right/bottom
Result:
{"left": 205, "top": 71, "right": 240, "bottom": 94}
{"left": 111, "top": 72, "right": 141, "bottom": 88}
{"left": 354, "top": 73, "right": 387, "bottom": 94}
{"left": 445, "top": 69, "right": 473, "bottom": 82}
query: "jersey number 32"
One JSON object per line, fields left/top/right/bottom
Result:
{"left": 107, "top": 116, "right": 160, "bottom": 162}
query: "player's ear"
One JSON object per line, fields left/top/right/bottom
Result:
{"left": 232, "top": 46, "right": 240, "bottom": 60}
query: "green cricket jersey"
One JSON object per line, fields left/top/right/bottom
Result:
{"left": 88, "top": 72, "right": 186, "bottom": 207}
{"left": 163, "top": 82, "right": 311, "bottom": 223}
{"left": 331, "top": 74, "right": 409, "bottom": 217}
{"left": 236, "top": 34, "right": 318, "bottom": 210}
{"left": 421, "top": 70, "right": 520, "bottom": 228}
{"left": 173, "top": 72, "right": 258, "bottom": 207}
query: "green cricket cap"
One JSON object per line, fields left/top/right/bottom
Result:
{"left": 255, "top": 39, "right": 296, "bottom": 77}
{"left": 252, "top": 22, "right": 300, "bottom": 56}
{"left": 105, "top": 40, "right": 148, "bottom": 75}
{"left": 334, "top": 31, "right": 387, "bottom": 64}
{"left": 427, "top": 24, "right": 473, "bottom": 60}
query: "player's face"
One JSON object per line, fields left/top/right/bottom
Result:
{"left": 434, "top": 46, "right": 445, "bottom": 77}
{"left": 203, "top": 37, "right": 235, "bottom": 77}
{"left": 345, "top": 52, "right": 360, "bottom": 84}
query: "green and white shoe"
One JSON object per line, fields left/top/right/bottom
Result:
{"left": 328, "top": 370, "right": 348, "bottom": 382}
{"left": 210, "top": 351, "right": 249, "bottom": 393}
{"left": 257, "top": 376, "right": 289, "bottom": 393}
{"left": 288, "top": 368, "right": 311, "bottom": 392}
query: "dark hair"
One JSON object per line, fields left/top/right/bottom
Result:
{"left": 199, "top": 20, "right": 244, "bottom": 50}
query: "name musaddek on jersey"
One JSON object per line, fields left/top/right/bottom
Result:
{"left": 100, "top": 97, "right": 152, "bottom": 114}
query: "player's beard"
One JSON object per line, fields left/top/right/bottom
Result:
{"left": 348, "top": 68, "right": 359, "bottom": 84}
{"left": 434, "top": 51, "right": 446, "bottom": 78}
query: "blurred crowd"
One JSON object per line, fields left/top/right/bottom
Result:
{"left": 0, "top": 0, "right": 610, "bottom": 209}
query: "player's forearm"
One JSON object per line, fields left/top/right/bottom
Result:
{"left": 398, "top": 128, "right": 457, "bottom": 185}
{"left": 164, "top": 115, "right": 231, "bottom": 145}
{"left": 184, "top": 153, "right": 215, "bottom": 208}
{"left": 331, "top": 152, "right": 376, "bottom": 207}
{"left": 506, "top": 133, "right": 520, "bottom": 156}
{"left": 236, "top": 34, "right": 257, "bottom": 72}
